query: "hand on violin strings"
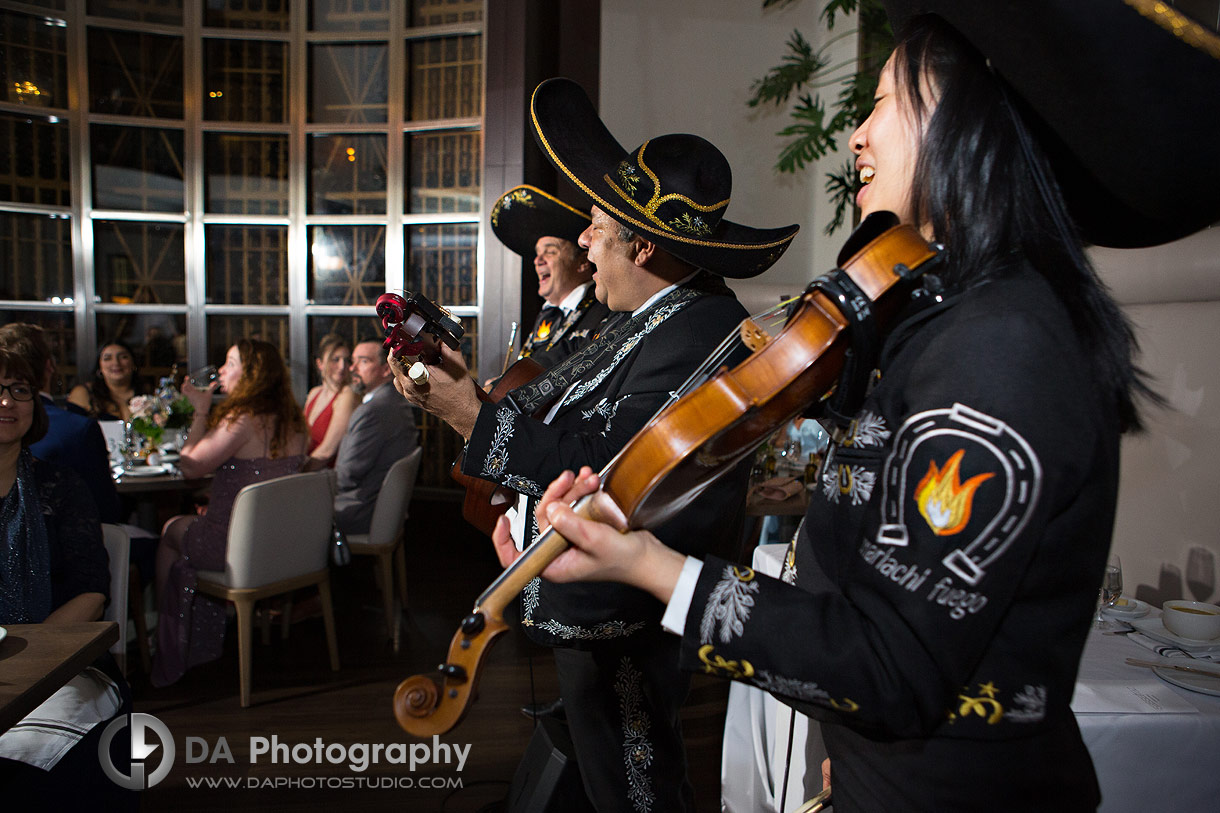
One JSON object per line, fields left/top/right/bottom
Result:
{"left": 505, "top": 467, "right": 687, "bottom": 604}
{"left": 389, "top": 342, "right": 481, "bottom": 440}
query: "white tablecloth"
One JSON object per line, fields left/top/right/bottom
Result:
{"left": 721, "top": 544, "right": 1220, "bottom": 812}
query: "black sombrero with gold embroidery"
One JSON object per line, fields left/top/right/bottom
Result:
{"left": 529, "top": 78, "right": 800, "bottom": 278}
{"left": 884, "top": 0, "right": 1220, "bottom": 248}
{"left": 490, "top": 184, "right": 591, "bottom": 259}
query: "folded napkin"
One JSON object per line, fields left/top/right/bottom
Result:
{"left": 748, "top": 476, "right": 804, "bottom": 503}
{"left": 1070, "top": 679, "right": 1199, "bottom": 714}
{"left": 1128, "top": 632, "right": 1220, "bottom": 662}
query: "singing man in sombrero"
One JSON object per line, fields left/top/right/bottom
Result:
{"left": 492, "top": 2, "right": 1220, "bottom": 810}
{"left": 393, "top": 79, "right": 798, "bottom": 810}
{"left": 490, "top": 185, "right": 610, "bottom": 368}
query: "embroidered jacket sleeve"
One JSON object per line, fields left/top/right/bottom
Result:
{"left": 35, "top": 459, "right": 109, "bottom": 611}
{"left": 680, "top": 277, "right": 1119, "bottom": 740}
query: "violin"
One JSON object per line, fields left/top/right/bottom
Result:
{"left": 392, "top": 212, "right": 941, "bottom": 737}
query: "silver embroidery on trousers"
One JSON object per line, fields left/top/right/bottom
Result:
{"left": 615, "top": 657, "right": 655, "bottom": 813}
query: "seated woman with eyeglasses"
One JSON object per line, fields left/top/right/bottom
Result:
{"left": 0, "top": 348, "right": 135, "bottom": 807}
{"left": 67, "top": 340, "right": 151, "bottom": 422}
{"left": 151, "top": 339, "right": 308, "bottom": 688}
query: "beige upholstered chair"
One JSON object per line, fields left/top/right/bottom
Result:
{"left": 194, "top": 470, "right": 340, "bottom": 707}
{"left": 100, "top": 523, "right": 130, "bottom": 673}
{"left": 346, "top": 447, "right": 422, "bottom": 652}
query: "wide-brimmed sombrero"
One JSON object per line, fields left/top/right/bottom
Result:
{"left": 490, "top": 184, "right": 591, "bottom": 259}
{"left": 529, "top": 78, "right": 800, "bottom": 278}
{"left": 884, "top": 0, "right": 1220, "bottom": 248}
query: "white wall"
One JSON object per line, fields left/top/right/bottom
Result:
{"left": 599, "top": 0, "right": 855, "bottom": 314}
{"left": 1091, "top": 228, "right": 1220, "bottom": 607}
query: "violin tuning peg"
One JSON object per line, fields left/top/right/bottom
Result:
{"left": 460, "top": 613, "right": 486, "bottom": 636}
{"left": 437, "top": 663, "right": 468, "bottom": 683}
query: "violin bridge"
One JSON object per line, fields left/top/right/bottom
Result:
{"left": 740, "top": 319, "right": 771, "bottom": 352}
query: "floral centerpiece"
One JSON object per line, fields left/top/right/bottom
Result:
{"left": 129, "top": 380, "right": 195, "bottom": 449}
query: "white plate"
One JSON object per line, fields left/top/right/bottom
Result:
{"left": 1153, "top": 666, "right": 1220, "bottom": 697}
{"left": 1130, "top": 616, "right": 1220, "bottom": 651}
{"left": 1104, "top": 597, "right": 1151, "bottom": 619}
{"left": 156, "top": 452, "right": 181, "bottom": 464}
{"left": 118, "top": 464, "right": 172, "bottom": 478}
{"left": 0, "top": 626, "right": 6, "bottom": 645}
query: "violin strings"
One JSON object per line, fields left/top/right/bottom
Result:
{"left": 475, "top": 295, "right": 806, "bottom": 608}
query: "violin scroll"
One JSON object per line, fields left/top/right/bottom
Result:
{"left": 392, "top": 608, "right": 511, "bottom": 737}
{"left": 393, "top": 675, "right": 441, "bottom": 721}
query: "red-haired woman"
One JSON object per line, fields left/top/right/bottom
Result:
{"left": 151, "top": 339, "right": 308, "bottom": 687}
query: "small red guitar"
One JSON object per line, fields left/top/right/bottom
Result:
{"left": 376, "top": 291, "right": 551, "bottom": 536}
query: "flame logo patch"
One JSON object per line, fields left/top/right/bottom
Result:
{"left": 535, "top": 319, "right": 554, "bottom": 341}
{"left": 914, "top": 449, "right": 994, "bottom": 536}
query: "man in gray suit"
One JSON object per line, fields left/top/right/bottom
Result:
{"left": 333, "top": 339, "right": 418, "bottom": 535}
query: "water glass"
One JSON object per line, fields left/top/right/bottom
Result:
{"left": 1094, "top": 555, "right": 1123, "bottom": 629}
{"left": 189, "top": 365, "right": 219, "bottom": 388}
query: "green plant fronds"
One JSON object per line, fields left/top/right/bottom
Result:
{"left": 748, "top": 29, "right": 826, "bottom": 108}
{"left": 823, "top": 158, "right": 859, "bottom": 235}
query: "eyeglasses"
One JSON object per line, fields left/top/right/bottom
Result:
{"left": 0, "top": 383, "right": 35, "bottom": 402}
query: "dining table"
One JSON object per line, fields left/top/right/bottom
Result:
{"left": 0, "top": 621, "right": 119, "bottom": 733}
{"left": 720, "top": 544, "right": 1220, "bottom": 813}
{"left": 112, "top": 461, "right": 211, "bottom": 534}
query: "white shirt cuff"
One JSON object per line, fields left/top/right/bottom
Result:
{"left": 660, "top": 556, "right": 704, "bottom": 636}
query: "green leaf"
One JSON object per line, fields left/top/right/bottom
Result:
{"left": 750, "top": 0, "right": 892, "bottom": 235}
{"left": 748, "top": 29, "right": 825, "bottom": 108}
{"left": 823, "top": 158, "right": 859, "bottom": 235}
{"left": 819, "top": 0, "right": 859, "bottom": 29}
{"left": 774, "top": 94, "right": 840, "bottom": 172}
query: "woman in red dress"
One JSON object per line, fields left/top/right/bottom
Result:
{"left": 303, "top": 333, "right": 359, "bottom": 467}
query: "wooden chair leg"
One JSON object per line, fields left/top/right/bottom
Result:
{"left": 234, "top": 596, "right": 255, "bottom": 707}
{"left": 393, "top": 541, "right": 408, "bottom": 608}
{"left": 318, "top": 578, "right": 340, "bottom": 671}
{"left": 128, "top": 565, "right": 151, "bottom": 674}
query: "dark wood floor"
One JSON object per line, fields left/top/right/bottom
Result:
{"left": 130, "top": 496, "right": 729, "bottom": 812}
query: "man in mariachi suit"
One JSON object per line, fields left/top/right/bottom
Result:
{"left": 491, "top": 184, "right": 610, "bottom": 369}
{"left": 393, "top": 78, "right": 798, "bottom": 812}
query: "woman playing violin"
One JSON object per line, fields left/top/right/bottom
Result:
{"left": 496, "top": 6, "right": 1220, "bottom": 810}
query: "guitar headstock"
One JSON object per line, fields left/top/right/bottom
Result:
{"left": 376, "top": 291, "right": 464, "bottom": 363}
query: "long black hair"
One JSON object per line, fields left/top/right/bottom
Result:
{"left": 895, "top": 14, "right": 1154, "bottom": 432}
{"left": 86, "top": 339, "right": 150, "bottom": 417}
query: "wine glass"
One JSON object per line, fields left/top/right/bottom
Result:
{"left": 1094, "top": 555, "right": 1123, "bottom": 629}
{"left": 189, "top": 364, "right": 219, "bottom": 388}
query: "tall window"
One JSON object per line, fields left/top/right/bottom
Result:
{"left": 0, "top": 0, "right": 485, "bottom": 489}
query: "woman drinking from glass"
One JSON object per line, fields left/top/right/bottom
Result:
{"left": 151, "top": 339, "right": 308, "bottom": 687}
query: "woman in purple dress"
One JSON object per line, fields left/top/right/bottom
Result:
{"left": 152, "top": 339, "right": 308, "bottom": 687}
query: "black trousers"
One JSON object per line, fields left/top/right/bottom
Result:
{"left": 553, "top": 633, "right": 696, "bottom": 813}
